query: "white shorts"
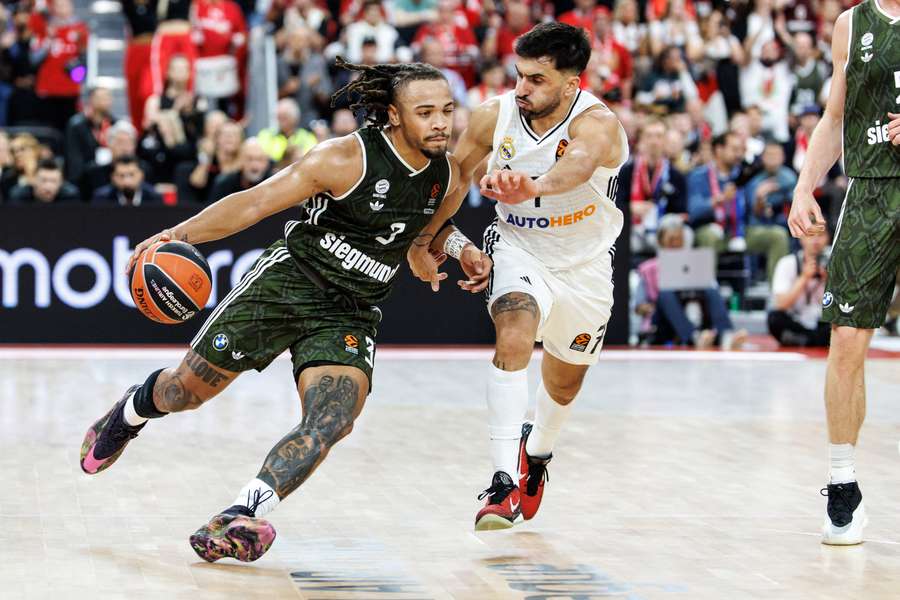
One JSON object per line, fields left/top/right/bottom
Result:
{"left": 483, "top": 225, "right": 615, "bottom": 366}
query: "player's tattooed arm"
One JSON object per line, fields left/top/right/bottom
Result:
{"left": 258, "top": 375, "right": 361, "bottom": 498}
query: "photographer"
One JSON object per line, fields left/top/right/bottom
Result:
{"left": 768, "top": 230, "right": 831, "bottom": 347}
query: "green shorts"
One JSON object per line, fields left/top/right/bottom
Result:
{"left": 823, "top": 177, "right": 900, "bottom": 329}
{"left": 191, "top": 241, "right": 381, "bottom": 390}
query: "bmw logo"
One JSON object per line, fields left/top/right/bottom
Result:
{"left": 213, "top": 333, "right": 229, "bottom": 351}
{"left": 822, "top": 292, "right": 834, "bottom": 307}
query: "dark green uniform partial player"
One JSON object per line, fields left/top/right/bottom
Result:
{"left": 789, "top": 0, "right": 900, "bottom": 546}
{"left": 78, "top": 59, "right": 492, "bottom": 562}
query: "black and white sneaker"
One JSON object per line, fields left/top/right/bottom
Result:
{"left": 821, "top": 482, "right": 867, "bottom": 545}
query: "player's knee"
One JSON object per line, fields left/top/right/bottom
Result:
{"left": 544, "top": 377, "right": 584, "bottom": 405}
{"left": 494, "top": 326, "right": 535, "bottom": 366}
{"left": 829, "top": 326, "right": 872, "bottom": 361}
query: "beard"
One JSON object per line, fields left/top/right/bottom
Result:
{"left": 420, "top": 143, "right": 448, "bottom": 159}
{"left": 518, "top": 93, "right": 562, "bottom": 120}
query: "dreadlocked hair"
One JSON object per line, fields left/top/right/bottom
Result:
{"left": 331, "top": 56, "right": 447, "bottom": 128}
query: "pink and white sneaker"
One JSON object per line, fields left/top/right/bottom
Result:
{"left": 80, "top": 385, "right": 145, "bottom": 475}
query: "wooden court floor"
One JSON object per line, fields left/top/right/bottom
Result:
{"left": 1, "top": 348, "right": 899, "bottom": 599}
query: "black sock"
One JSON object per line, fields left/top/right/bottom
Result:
{"left": 133, "top": 369, "right": 168, "bottom": 419}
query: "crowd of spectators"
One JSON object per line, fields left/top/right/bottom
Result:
{"left": 1, "top": 0, "right": 895, "bottom": 339}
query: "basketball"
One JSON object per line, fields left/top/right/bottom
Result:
{"left": 130, "top": 240, "right": 212, "bottom": 324}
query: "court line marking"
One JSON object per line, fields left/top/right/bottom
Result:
{"left": 0, "top": 347, "right": 809, "bottom": 362}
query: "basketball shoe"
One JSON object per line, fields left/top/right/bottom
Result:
{"left": 190, "top": 490, "right": 277, "bottom": 562}
{"left": 80, "top": 385, "right": 145, "bottom": 475}
{"left": 821, "top": 482, "right": 867, "bottom": 545}
{"left": 517, "top": 422, "right": 551, "bottom": 520}
{"left": 474, "top": 471, "right": 521, "bottom": 531}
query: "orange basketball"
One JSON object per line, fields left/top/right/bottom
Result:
{"left": 130, "top": 240, "right": 212, "bottom": 324}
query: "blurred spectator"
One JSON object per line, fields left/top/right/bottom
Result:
{"left": 92, "top": 155, "right": 163, "bottom": 206}
{"left": 413, "top": 0, "right": 479, "bottom": 86}
{"left": 636, "top": 46, "right": 698, "bottom": 115}
{"left": 481, "top": 0, "right": 532, "bottom": 65}
{"left": 193, "top": 0, "right": 248, "bottom": 116}
{"left": 768, "top": 231, "right": 830, "bottom": 347}
{"left": 64, "top": 87, "right": 115, "bottom": 185}
{"left": 730, "top": 108, "right": 765, "bottom": 165}
{"left": 612, "top": 0, "right": 648, "bottom": 56}
{"left": 648, "top": 0, "right": 703, "bottom": 62}
{"left": 344, "top": 0, "right": 399, "bottom": 64}
{"left": 689, "top": 132, "right": 789, "bottom": 282}
{"left": 258, "top": 98, "right": 317, "bottom": 163}
{"left": 121, "top": 0, "right": 157, "bottom": 132}
{"left": 665, "top": 127, "right": 692, "bottom": 174}
{"left": 1, "top": 133, "right": 39, "bottom": 199}
{"left": 82, "top": 119, "right": 152, "bottom": 199}
{"left": 700, "top": 9, "right": 744, "bottom": 119}
{"left": 2, "top": 5, "right": 42, "bottom": 127}
{"left": 778, "top": 30, "right": 827, "bottom": 119}
{"left": 744, "top": 0, "right": 776, "bottom": 60}
{"left": 8, "top": 158, "right": 79, "bottom": 204}
{"left": 589, "top": 7, "right": 633, "bottom": 104}
{"left": 0, "top": 131, "right": 11, "bottom": 199}
{"left": 208, "top": 137, "right": 272, "bottom": 202}
{"left": 420, "top": 38, "right": 468, "bottom": 106}
{"left": 393, "top": 0, "right": 438, "bottom": 45}
{"left": 619, "top": 118, "right": 688, "bottom": 253}
{"left": 635, "top": 214, "right": 746, "bottom": 349}
{"left": 150, "top": 0, "right": 196, "bottom": 97}
{"left": 744, "top": 141, "right": 797, "bottom": 230}
{"left": 140, "top": 55, "right": 204, "bottom": 183}
{"left": 31, "top": 0, "right": 89, "bottom": 132}
{"left": 270, "top": 0, "right": 334, "bottom": 46}
{"left": 180, "top": 118, "right": 243, "bottom": 203}
{"left": 277, "top": 27, "right": 333, "bottom": 127}
{"left": 331, "top": 108, "right": 358, "bottom": 138}
{"left": 740, "top": 40, "right": 792, "bottom": 143}
{"left": 559, "top": 0, "right": 600, "bottom": 36}
{"left": 467, "top": 60, "right": 509, "bottom": 107}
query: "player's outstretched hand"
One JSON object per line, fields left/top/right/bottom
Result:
{"left": 126, "top": 229, "right": 174, "bottom": 275}
{"left": 458, "top": 245, "right": 492, "bottom": 293}
{"left": 788, "top": 189, "right": 826, "bottom": 238}
{"left": 888, "top": 113, "right": 900, "bottom": 145}
{"left": 479, "top": 169, "right": 540, "bottom": 204}
{"left": 406, "top": 245, "right": 448, "bottom": 292}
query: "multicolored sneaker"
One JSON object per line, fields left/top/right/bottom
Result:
{"left": 517, "top": 422, "right": 551, "bottom": 521}
{"left": 474, "top": 471, "right": 521, "bottom": 531}
{"left": 80, "top": 385, "right": 145, "bottom": 475}
{"left": 190, "top": 497, "right": 277, "bottom": 563}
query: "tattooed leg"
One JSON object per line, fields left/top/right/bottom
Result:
{"left": 257, "top": 367, "right": 367, "bottom": 499}
{"left": 491, "top": 291, "right": 540, "bottom": 371}
{"left": 151, "top": 350, "right": 239, "bottom": 413}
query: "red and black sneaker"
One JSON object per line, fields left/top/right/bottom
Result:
{"left": 474, "top": 471, "right": 521, "bottom": 531}
{"left": 517, "top": 422, "right": 551, "bottom": 520}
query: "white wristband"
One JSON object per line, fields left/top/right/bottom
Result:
{"left": 443, "top": 230, "right": 472, "bottom": 259}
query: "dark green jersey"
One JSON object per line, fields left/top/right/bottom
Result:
{"left": 843, "top": 0, "right": 900, "bottom": 178}
{"left": 285, "top": 127, "right": 451, "bottom": 304}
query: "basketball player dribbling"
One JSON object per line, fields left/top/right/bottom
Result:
{"left": 409, "top": 23, "right": 629, "bottom": 529}
{"left": 79, "top": 59, "right": 492, "bottom": 562}
{"left": 788, "top": 0, "right": 900, "bottom": 545}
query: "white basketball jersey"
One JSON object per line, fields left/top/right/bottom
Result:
{"left": 486, "top": 90, "right": 628, "bottom": 269}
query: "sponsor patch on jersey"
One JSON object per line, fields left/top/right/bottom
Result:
{"left": 570, "top": 333, "right": 591, "bottom": 352}
{"left": 504, "top": 203, "right": 597, "bottom": 229}
{"left": 319, "top": 233, "right": 400, "bottom": 283}
{"left": 822, "top": 292, "right": 833, "bottom": 308}
{"left": 430, "top": 183, "right": 441, "bottom": 199}
{"left": 555, "top": 139, "right": 568, "bottom": 161}
{"left": 499, "top": 136, "right": 516, "bottom": 160}
{"left": 344, "top": 334, "right": 359, "bottom": 355}
{"left": 213, "top": 333, "right": 229, "bottom": 351}
{"left": 375, "top": 179, "right": 390, "bottom": 194}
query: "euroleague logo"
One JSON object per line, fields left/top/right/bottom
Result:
{"left": 344, "top": 334, "right": 359, "bottom": 355}
{"left": 570, "top": 332, "right": 591, "bottom": 352}
{"left": 555, "top": 139, "right": 568, "bottom": 161}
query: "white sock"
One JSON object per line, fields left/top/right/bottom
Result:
{"left": 526, "top": 381, "right": 573, "bottom": 458}
{"left": 829, "top": 443, "right": 856, "bottom": 484}
{"left": 232, "top": 478, "right": 280, "bottom": 518}
{"left": 123, "top": 388, "right": 148, "bottom": 426}
{"left": 487, "top": 364, "right": 528, "bottom": 481}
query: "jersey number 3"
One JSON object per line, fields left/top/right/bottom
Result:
{"left": 376, "top": 222, "right": 406, "bottom": 245}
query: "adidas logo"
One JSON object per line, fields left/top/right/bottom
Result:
{"left": 231, "top": 351, "right": 245, "bottom": 360}
{"left": 520, "top": 276, "right": 531, "bottom": 285}
{"left": 369, "top": 201, "right": 384, "bottom": 211}
{"left": 839, "top": 303, "right": 855, "bottom": 314}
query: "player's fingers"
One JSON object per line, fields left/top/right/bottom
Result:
{"left": 810, "top": 202, "right": 827, "bottom": 232}
{"left": 432, "top": 252, "right": 448, "bottom": 266}
{"left": 480, "top": 187, "right": 502, "bottom": 202}
{"left": 479, "top": 173, "right": 492, "bottom": 190}
{"left": 795, "top": 213, "right": 811, "bottom": 237}
{"left": 430, "top": 271, "right": 447, "bottom": 292}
